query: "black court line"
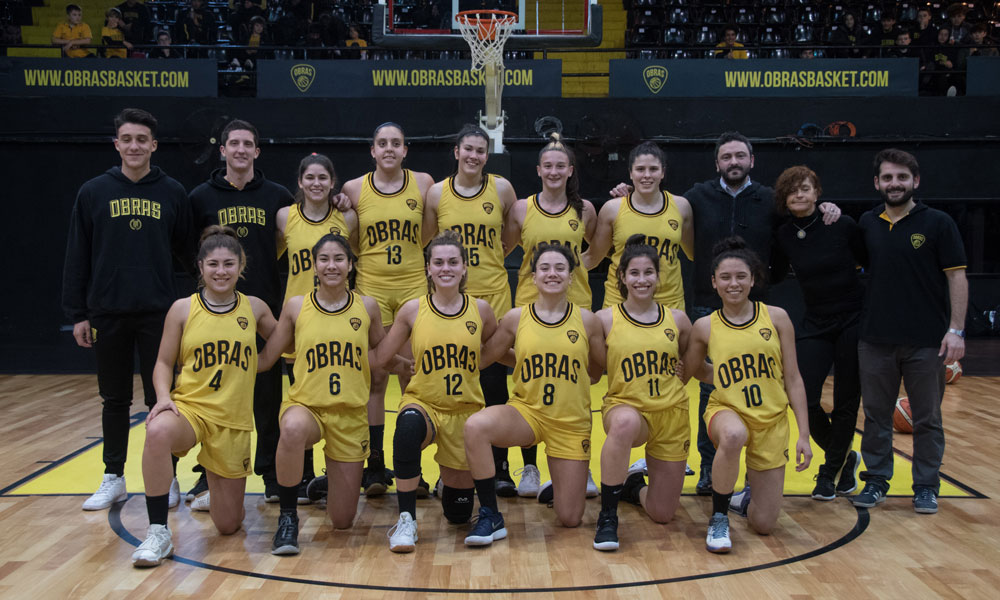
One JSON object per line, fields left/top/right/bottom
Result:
{"left": 0, "top": 412, "right": 147, "bottom": 496}
{"left": 111, "top": 501, "right": 869, "bottom": 594}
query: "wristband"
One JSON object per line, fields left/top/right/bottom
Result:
{"left": 947, "top": 328, "right": 965, "bottom": 338}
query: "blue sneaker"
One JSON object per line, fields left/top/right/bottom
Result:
{"left": 852, "top": 481, "right": 888, "bottom": 508}
{"left": 729, "top": 485, "right": 751, "bottom": 517}
{"left": 464, "top": 506, "right": 507, "bottom": 546}
{"left": 913, "top": 487, "right": 938, "bottom": 514}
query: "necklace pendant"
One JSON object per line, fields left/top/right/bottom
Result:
{"left": 797, "top": 229, "right": 806, "bottom": 239}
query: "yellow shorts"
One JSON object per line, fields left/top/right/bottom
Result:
{"left": 358, "top": 282, "right": 425, "bottom": 326}
{"left": 279, "top": 400, "right": 369, "bottom": 463}
{"left": 602, "top": 401, "right": 690, "bottom": 462}
{"left": 704, "top": 402, "right": 789, "bottom": 472}
{"left": 174, "top": 403, "right": 252, "bottom": 479}
{"left": 400, "top": 397, "right": 479, "bottom": 471}
{"left": 510, "top": 401, "right": 591, "bottom": 461}
{"left": 472, "top": 286, "right": 512, "bottom": 322}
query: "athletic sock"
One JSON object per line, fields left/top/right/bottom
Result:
{"left": 369, "top": 425, "right": 385, "bottom": 470}
{"left": 521, "top": 445, "right": 537, "bottom": 467}
{"left": 278, "top": 484, "right": 298, "bottom": 511}
{"left": 601, "top": 483, "right": 623, "bottom": 515}
{"left": 492, "top": 446, "right": 508, "bottom": 473}
{"left": 146, "top": 493, "right": 169, "bottom": 526}
{"left": 398, "top": 490, "right": 417, "bottom": 519}
{"left": 712, "top": 490, "right": 733, "bottom": 515}
{"left": 473, "top": 477, "right": 499, "bottom": 512}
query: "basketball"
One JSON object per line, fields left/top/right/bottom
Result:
{"left": 893, "top": 397, "right": 913, "bottom": 433}
{"left": 944, "top": 361, "right": 963, "bottom": 384}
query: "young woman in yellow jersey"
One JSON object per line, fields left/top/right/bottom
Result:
{"left": 275, "top": 153, "right": 357, "bottom": 502}
{"left": 502, "top": 134, "right": 598, "bottom": 496}
{"left": 257, "top": 234, "right": 404, "bottom": 556}
{"left": 369, "top": 231, "right": 498, "bottom": 553}
{"left": 421, "top": 125, "right": 524, "bottom": 496}
{"left": 683, "top": 237, "right": 811, "bottom": 554}
{"left": 341, "top": 123, "right": 435, "bottom": 496}
{"left": 132, "top": 226, "right": 277, "bottom": 567}
{"left": 582, "top": 142, "right": 694, "bottom": 311}
{"left": 593, "top": 235, "right": 695, "bottom": 552}
{"left": 464, "top": 243, "right": 605, "bottom": 547}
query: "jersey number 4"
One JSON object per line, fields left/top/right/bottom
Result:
{"left": 208, "top": 369, "right": 223, "bottom": 391}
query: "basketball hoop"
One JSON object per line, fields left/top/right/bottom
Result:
{"left": 455, "top": 9, "right": 518, "bottom": 71}
{"left": 455, "top": 10, "right": 518, "bottom": 154}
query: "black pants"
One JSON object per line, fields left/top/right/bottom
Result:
{"left": 253, "top": 343, "right": 284, "bottom": 480}
{"left": 91, "top": 312, "right": 165, "bottom": 476}
{"left": 796, "top": 310, "right": 862, "bottom": 476}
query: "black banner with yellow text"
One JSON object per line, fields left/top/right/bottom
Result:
{"left": 610, "top": 58, "right": 918, "bottom": 97}
{"left": 258, "top": 59, "right": 561, "bottom": 98}
{"left": 0, "top": 57, "right": 216, "bottom": 97}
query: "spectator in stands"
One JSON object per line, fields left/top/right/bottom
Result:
{"left": 230, "top": 0, "right": 265, "bottom": 43}
{"left": 151, "top": 29, "right": 180, "bottom": 58}
{"left": 277, "top": 0, "right": 312, "bottom": 45}
{"left": 912, "top": 8, "right": 937, "bottom": 47}
{"left": 890, "top": 30, "right": 917, "bottom": 59}
{"left": 798, "top": 48, "right": 815, "bottom": 59}
{"left": 116, "top": 0, "right": 151, "bottom": 46}
{"left": 177, "top": 0, "right": 217, "bottom": 46}
{"left": 960, "top": 23, "right": 999, "bottom": 63}
{"left": 714, "top": 25, "right": 747, "bottom": 59}
{"left": 921, "top": 26, "right": 959, "bottom": 96}
{"left": 868, "top": 11, "right": 900, "bottom": 57}
{"left": 102, "top": 7, "right": 131, "bottom": 58}
{"left": 345, "top": 23, "right": 367, "bottom": 59}
{"left": 302, "top": 23, "right": 333, "bottom": 59}
{"left": 841, "top": 12, "right": 865, "bottom": 58}
{"left": 318, "top": 11, "right": 347, "bottom": 51}
{"left": 52, "top": 4, "right": 93, "bottom": 58}
{"left": 946, "top": 4, "right": 970, "bottom": 45}
{"left": 235, "top": 15, "right": 271, "bottom": 70}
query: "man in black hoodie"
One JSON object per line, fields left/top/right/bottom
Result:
{"left": 62, "top": 107, "right": 191, "bottom": 511}
{"left": 188, "top": 120, "right": 293, "bottom": 505}
{"left": 684, "top": 131, "right": 839, "bottom": 497}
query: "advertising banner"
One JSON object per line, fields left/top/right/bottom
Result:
{"left": 0, "top": 57, "right": 217, "bottom": 97}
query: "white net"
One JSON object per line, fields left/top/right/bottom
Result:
{"left": 456, "top": 11, "right": 518, "bottom": 72}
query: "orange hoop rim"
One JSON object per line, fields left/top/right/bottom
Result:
{"left": 456, "top": 9, "right": 518, "bottom": 41}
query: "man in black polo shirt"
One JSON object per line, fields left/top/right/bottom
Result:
{"left": 853, "top": 148, "right": 967, "bottom": 514}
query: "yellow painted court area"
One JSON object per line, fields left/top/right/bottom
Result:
{"left": 11, "top": 376, "right": 969, "bottom": 498}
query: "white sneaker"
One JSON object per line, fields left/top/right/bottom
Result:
{"left": 706, "top": 512, "right": 732, "bottom": 554}
{"left": 167, "top": 478, "right": 180, "bottom": 509}
{"left": 82, "top": 474, "right": 127, "bottom": 510}
{"left": 388, "top": 512, "right": 417, "bottom": 553}
{"left": 131, "top": 524, "right": 173, "bottom": 567}
{"left": 191, "top": 490, "right": 210, "bottom": 512}
{"left": 586, "top": 470, "right": 599, "bottom": 498}
{"left": 515, "top": 464, "right": 541, "bottom": 497}
{"left": 628, "top": 458, "right": 647, "bottom": 478}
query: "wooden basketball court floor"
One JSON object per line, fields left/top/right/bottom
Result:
{"left": 0, "top": 369, "right": 997, "bottom": 599}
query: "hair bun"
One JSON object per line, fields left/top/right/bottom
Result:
{"left": 711, "top": 236, "right": 748, "bottom": 258}
{"left": 624, "top": 233, "right": 647, "bottom": 248}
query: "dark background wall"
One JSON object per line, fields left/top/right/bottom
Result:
{"left": 2, "top": 95, "right": 998, "bottom": 372}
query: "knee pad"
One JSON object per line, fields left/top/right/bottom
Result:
{"left": 441, "top": 486, "right": 475, "bottom": 524}
{"left": 392, "top": 408, "right": 427, "bottom": 480}
{"left": 481, "top": 363, "right": 509, "bottom": 407}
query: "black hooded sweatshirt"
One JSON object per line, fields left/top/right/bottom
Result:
{"left": 62, "top": 166, "right": 191, "bottom": 322}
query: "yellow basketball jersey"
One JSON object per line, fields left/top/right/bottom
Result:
{"left": 283, "top": 204, "right": 349, "bottom": 302}
{"left": 707, "top": 302, "right": 788, "bottom": 427}
{"left": 172, "top": 293, "right": 258, "bottom": 430}
{"left": 604, "top": 304, "right": 687, "bottom": 412}
{"left": 403, "top": 294, "right": 484, "bottom": 412}
{"left": 514, "top": 195, "right": 591, "bottom": 309}
{"left": 356, "top": 170, "right": 424, "bottom": 290}
{"left": 510, "top": 304, "right": 591, "bottom": 432}
{"left": 437, "top": 174, "right": 507, "bottom": 296}
{"left": 603, "top": 192, "right": 685, "bottom": 310}
{"left": 289, "top": 291, "right": 370, "bottom": 410}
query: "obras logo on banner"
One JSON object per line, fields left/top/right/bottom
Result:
{"left": 643, "top": 65, "right": 667, "bottom": 94}
{"left": 291, "top": 64, "right": 316, "bottom": 92}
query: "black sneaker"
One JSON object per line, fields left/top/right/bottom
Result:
{"left": 185, "top": 472, "right": 208, "bottom": 502}
{"left": 297, "top": 478, "right": 313, "bottom": 505}
{"left": 811, "top": 473, "right": 836, "bottom": 501}
{"left": 416, "top": 477, "right": 431, "bottom": 499}
{"left": 852, "top": 481, "right": 888, "bottom": 508}
{"left": 536, "top": 480, "right": 553, "bottom": 505}
{"left": 621, "top": 471, "right": 646, "bottom": 506}
{"left": 593, "top": 510, "right": 619, "bottom": 551}
{"left": 361, "top": 467, "right": 390, "bottom": 497}
{"left": 836, "top": 451, "right": 861, "bottom": 496}
{"left": 696, "top": 465, "right": 713, "bottom": 496}
{"left": 496, "top": 465, "right": 517, "bottom": 498}
{"left": 271, "top": 510, "right": 300, "bottom": 555}
{"left": 464, "top": 506, "right": 507, "bottom": 546}
{"left": 264, "top": 478, "right": 280, "bottom": 503}
{"left": 306, "top": 475, "right": 328, "bottom": 502}
{"left": 913, "top": 486, "right": 938, "bottom": 514}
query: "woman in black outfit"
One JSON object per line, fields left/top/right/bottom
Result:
{"left": 771, "top": 166, "right": 866, "bottom": 501}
